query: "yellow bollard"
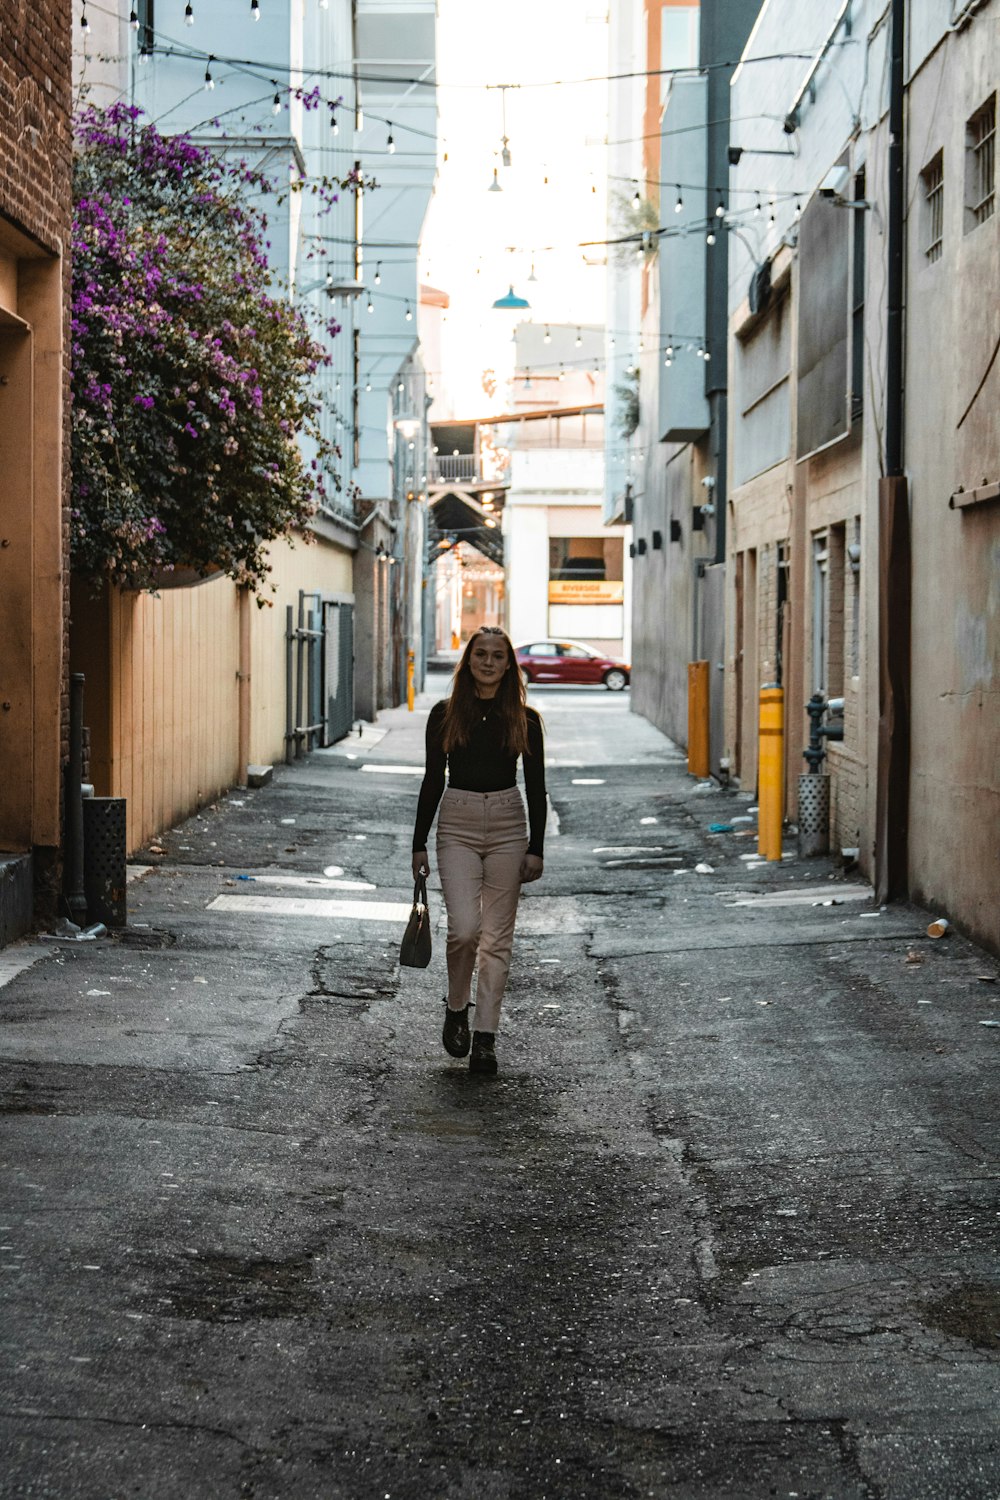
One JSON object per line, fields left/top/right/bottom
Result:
{"left": 406, "top": 650, "right": 415, "bottom": 712}
{"left": 758, "top": 684, "right": 784, "bottom": 860}
{"left": 687, "top": 661, "right": 710, "bottom": 778}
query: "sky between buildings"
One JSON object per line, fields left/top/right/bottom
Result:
{"left": 420, "top": 0, "right": 610, "bottom": 418}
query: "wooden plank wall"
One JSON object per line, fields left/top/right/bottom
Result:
{"left": 70, "top": 533, "right": 355, "bottom": 855}
{"left": 107, "top": 579, "right": 241, "bottom": 854}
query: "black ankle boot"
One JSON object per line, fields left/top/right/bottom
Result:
{"left": 469, "top": 1031, "right": 497, "bottom": 1075}
{"left": 442, "top": 1002, "right": 471, "bottom": 1058}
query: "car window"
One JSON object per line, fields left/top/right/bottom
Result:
{"left": 558, "top": 644, "right": 590, "bottom": 659}
{"left": 525, "top": 643, "right": 555, "bottom": 657}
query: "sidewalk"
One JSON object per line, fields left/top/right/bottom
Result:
{"left": 1, "top": 691, "right": 998, "bottom": 1499}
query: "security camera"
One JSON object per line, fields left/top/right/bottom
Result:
{"left": 819, "top": 165, "right": 851, "bottom": 200}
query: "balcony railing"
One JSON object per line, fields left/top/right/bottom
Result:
{"left": 430, "top": 454, "right": 480, "bottom": 484}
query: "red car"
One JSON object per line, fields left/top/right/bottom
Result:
{"left": 515, "top": 639, "right": 630, "bottom": 691}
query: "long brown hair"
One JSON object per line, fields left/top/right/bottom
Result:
{"left": 442, "top": 628, "right": 531, "bottom": 756}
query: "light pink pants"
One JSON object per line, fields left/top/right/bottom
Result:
{"left": 436, "top": 787, "right": 528, "bottom": 1033}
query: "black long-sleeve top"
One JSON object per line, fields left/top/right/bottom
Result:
{"left": 412, "top": 700, "right": 547, "bottom": 857}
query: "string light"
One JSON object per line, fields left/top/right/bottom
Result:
{"left": 632, "top": 183, "right": 641, "bottom": 206}
{"left": 330, "top": 111, "right": 338, "bottom": 134}
{"left": 250, "top": 0, "right": 260, "bottom": 17}
{"left": 365, "top": 378, "right": 371, "bottom": 391}
{"left": 543, "top": 326, "right": 551, "bottom": 344}
{"left": 715, "top": 192, "right": 725, "bottom": 217}
{"left": 558, "top": 362, "right": 565, "bottom": 381}
{"left": 706, "top": 228, "right": 716, "bottom": 245}
{"left": 80, "top": 6, "right": 90, "bottom": 34}
{"left": 129, "top": 7, "right": 138, "bottom": 28}
{"left": 664, "top": 352, "right": 672, "bottom": 366}
{"left": 272, "top": 90, "right": 281, "bottom": 115}
{"left": 754, "top": 195, "right": 762, "bottom": 216}
{"left": 575, "top": 328, "right": 582, "bottom": 347}
{"left": 204, "top": 56, "right": 215, "bottom": 89}
{"left": 386, "top": 124, "right": 395, "bottom": 154}
{"left": 404, "top": 302, "right": 412, "bottom": 321}
{"left": 367, "top": 295, "right": 374, "bottom": 313}
{"left": 674, "top": 185, "right": 683, "bottom": 213}
{"left": 374, "top": 263, "right": 381, "bottom": 285}
{"left": 184, "top": 2, "right": 194, "bottom": 25}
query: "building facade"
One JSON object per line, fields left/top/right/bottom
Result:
{"left": 0, "top": 0, "right": 73, "bottom": 937}
{"left": 728, "top": 0, "right": 997, "bottom": 950}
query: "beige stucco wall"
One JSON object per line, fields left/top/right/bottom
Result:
{"left": 901, "top": 34, "right": 1000, "bottom": 950}
{"left": 248, "top": 532, "right": 354, "bottom": 768}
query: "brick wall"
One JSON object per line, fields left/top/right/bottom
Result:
{"left": 0, "top": 1, "right": 73, "bottom": 909}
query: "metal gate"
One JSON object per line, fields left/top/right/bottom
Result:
{"left": 323, "top": 598, "right": 355, "bottom": 744}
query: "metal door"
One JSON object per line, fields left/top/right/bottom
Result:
{"left": 323, "top": 601, "right": 355, "bottom": 744}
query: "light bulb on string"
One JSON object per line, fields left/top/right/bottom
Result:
{"left": 703, "top": 349, "right": 711, "bottom": 362}
{"left": 543, "top": 327, "right": 551, "bottom": 345}
{"left": 330, "top": 111, "right": 338, "bottom": 134}
{"left": 250, "top": 0, "right": 260, "bottom": 17}
{"left": 386, "top": 125, "right": 395, "bottom": 154}
{"left": 715, "top": 192, "right": 725, "bottom": 218}
{"left": 80, "top": 6, "right": 90, "bottom": 34}
{"left": 398, "top": 381, "right": 404, "bottom": 393}
{"left": 404, "top": 302, "right": 412, "bottom": 322}
{"left": 558, "top": 362, "right": 565, "bottom": 382}
{"left": 706, "top": 228, "right": 716, "bottom": 245}
{"left": 754, "top": 195, "right": 762, "bottom": 216}
{"left": 374, "top": 263, "right": 381, "bottom": 285}
{"left": 184, "top": 2, "right": 194, "bottom": 25}
{"left": 488, "top": 168, "right": 502, "bottom": 193}
{"left": 674, "top": 185, "right": 683, "bottom": 214}
{"left": 129, "top": 7, "right": 138, "bottom": 28}
{"left": 272, "top": 91, "right": 281, "bottom": 116}
{"left": 632, "top": 183, "right": 641, "bottom": 206}
{"left": 365, "top": 378, "right": 371, "bottom": 391}
{"left": 367, "top": 295, "right": 374, "bottom": 314}
{"left": 204, "top": 57, "right": 215, "bottom": 89}
{"left": 664, "top": 352, "right": 672, "bottom": 367}
{"left": 665, "top": 343, "right": 673, "bottom": 359}
{"left": 575, "top": 328, "right": 582, "bottom": 348}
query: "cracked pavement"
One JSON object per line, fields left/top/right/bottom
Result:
{"left": 1, "top": 673, "right": 999, "bottom": 1499}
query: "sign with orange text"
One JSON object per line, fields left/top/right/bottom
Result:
{"left": 548, "top": 580, "right": 625, "bottom": 605}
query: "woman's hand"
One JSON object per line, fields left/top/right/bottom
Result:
{"left": 520, "top": 853, "right": 544, "bottom": 884}
{"left": 412, "top": 850, "right": 429, "bottom": 880}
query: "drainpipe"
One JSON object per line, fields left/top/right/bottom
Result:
{"left": 875, "top": 0, "right": 911, "bottom": 903}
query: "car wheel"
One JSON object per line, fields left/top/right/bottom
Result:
{"left": 603, "top": 668, "right": 628, "bottom": 692}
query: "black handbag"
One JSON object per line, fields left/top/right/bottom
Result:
{"left": 399, "top": 874, "right": 432, "bottom": 968}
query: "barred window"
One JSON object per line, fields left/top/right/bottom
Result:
{"left": 966, "top": 95, "right": 996, "bottom": 230}
{"left": 922, "top": 152, "right": 944, "bottom": 263}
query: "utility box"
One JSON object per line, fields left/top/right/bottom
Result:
{"left": 82, "top": 797, "right": 127, "bottom": 928}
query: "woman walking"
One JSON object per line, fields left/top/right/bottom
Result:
{"left": 412, "top": 628, "right": 546, "bottom": 1074}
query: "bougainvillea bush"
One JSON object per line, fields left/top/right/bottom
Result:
{"left": 72, "top": 103, "right": 348, "bottom": 595}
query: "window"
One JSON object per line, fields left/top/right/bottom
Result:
{"left": 812, "top": 534, "right": 829, "bottom": 695}
{"left": 849, "top": 518, "right": 861, "bottom": 679}
{"left": 851, "top": 170, "right": 866, "bottom": 419}
{"left": 525, "top": 643, "right": 555, "bottom": 658}
{"left": 966, "top": 95, "right": 996, "bottom": 230}
{"left": 922, "top": 152, "right": 944, "bottom": 263}
{"left": 548, "top": 537, "right": 624, "bottom": 603}
{"left": 827, "top": 524, "right": 846, "bottom": 700}
{"left": 138, "top": 0, "right": 154, "bottom": 52}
